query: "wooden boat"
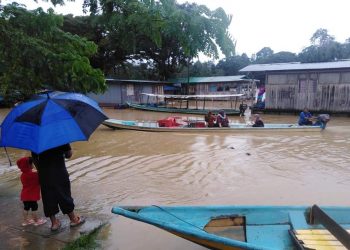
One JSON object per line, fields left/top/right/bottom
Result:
{"left": 127, "top": 93, "right": 246, "bottom": 115}
{"left": 112, "top": 205, "right": 350, "bottom": 250}
{"left": 102, "top": 117, "right": 325, "bottom": 132}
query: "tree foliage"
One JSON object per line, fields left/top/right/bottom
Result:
{"left": 216, "top": 54, "right": 251, "bottom": 75}
{"left": 73, "top": 0, "right": 235, "bottom": 79}
{"left": 0, "top": 3, "right": 105, "bottom": 104}
{"left": 298, "top": 29, "right": 343, "bottom": 63}
{"left": 310, "top": 28, "right": 335, "bottom": 46}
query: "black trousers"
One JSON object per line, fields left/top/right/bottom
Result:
{"left": 23, "top": 201, "right": 38, "bottom": 211}
{"left": 38, "top": 164, "right": 75, "bottom": 217}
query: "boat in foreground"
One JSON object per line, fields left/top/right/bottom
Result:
{"left": 103, "top": 117, "right": 325, "bottom": 133}
{"left": 112, "top": 205, "right": 350, "bottom": 250}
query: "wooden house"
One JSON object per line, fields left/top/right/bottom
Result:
{"left": 88, "top": 78, "right": 169, "bottom": 107}
{"left": 240, "top": 61, "right": 350, "bottom": 113}
{"left": 173, "top": 76, "right": 258, "bottom": 99}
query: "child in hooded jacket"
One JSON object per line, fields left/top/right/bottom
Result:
{"left": 17, "top": 156, "right": 47, "bottom": 226}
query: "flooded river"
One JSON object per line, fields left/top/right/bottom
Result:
{"left": 1, "top": 108, "right": 350, "bottom": 249}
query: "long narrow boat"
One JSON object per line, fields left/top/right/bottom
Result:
{"left": 127, "top": 93, "right": 245, "bottom": 115}
{"left": 128, "top": 102, "right": 242, "bottom": 115}
{"left": 102, "top": 118, "right": 325, "bottom": 132}
{"left": 112, "top": 205, "right": 350, "bottom": 250}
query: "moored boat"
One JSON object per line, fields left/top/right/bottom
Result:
{"left": 127, "top": 102, "right": 242, "bottom": 115}
{"left": 127, "top": 93, "right": 246, "bottom": 115}
{"left": 102, "top": 116, "right": 326, "bottom": 133}
{"left": 112, "top": 205, "right": 350, "bottom": 250}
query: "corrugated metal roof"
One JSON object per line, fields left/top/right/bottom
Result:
{"left": 105, "top": 78, "right": 170, "bottom": 84}
{"left": 173, "top": 75, "right": 249, "bottom": 84}
{"left": 239, "top": 60, "right": 350, "bottom": 72}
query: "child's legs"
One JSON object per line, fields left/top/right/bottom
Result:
{"left": 23, "top": 201, "right": 30, "bottom": 220}
{"left": 22, "top": 201, "right": 36, "bottom": 225}
{"left": 28, "top": 201, "right": 39, "bottom": 220}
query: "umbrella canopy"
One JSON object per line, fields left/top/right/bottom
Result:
{"left": 0, "top": 91, "right": 108, "bottom": 153}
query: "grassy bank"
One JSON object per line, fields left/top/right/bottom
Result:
{"left": 63, "top": 225, "right": 103, "bottom": 250}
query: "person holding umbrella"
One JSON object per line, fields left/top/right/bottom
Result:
{"left": 32, "top": 144, "right": 84, "bottom": 231}
{"left": 1, "top": 91, "right": 108, "bottom": 231}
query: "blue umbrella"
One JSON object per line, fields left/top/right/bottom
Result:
{"left": 0, "top": 91, "right": 108, "bottom": 154}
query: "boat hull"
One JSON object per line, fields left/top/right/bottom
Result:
{"left": 112, "top": 205, "right": 350, "bottom": 250}
{"left": 127, "top": 103, "right": 241, "bottom": 115}
{"left": 103, "top": 119, "right": 323, "bottom": 133}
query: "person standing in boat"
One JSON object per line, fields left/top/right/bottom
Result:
{"left": 298, "top": 108, "right": 313, "bottom": 126}
{"left": 205, "top": 111, "right": 216, "bottom": 127}
{"left": 216, "top": 110, "right": 229, "bottom": 127}
{"left": 252, "top": 114, "right": 264, "bottom": 127}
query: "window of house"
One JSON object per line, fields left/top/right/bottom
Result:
{"left": 298, "top": 80, "right": 307, "bottom": 93}
{"left": 217, "top": 85, "right": 223, "bottom": 91}
{"left": 310, "top": 79, "right": 318, "bottom": 92}
{"left": 127, "top": 84, "right": 134, "bottom": 96}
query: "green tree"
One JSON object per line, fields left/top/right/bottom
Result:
{"left": 298, "top": 28, "right": 342, "bottom": 63}
{"left": 341, "top": 38, "right": 350, "bottom": 59}
{"left": 0, "top": 3, "right": 105, "bottom": 104}
{"left": 80, "top": 0, "right": 235, "bottom": 79}
{"left": 216, "top": 54, "right": 251, "bottom": 75}
{"left": 268, "top": 51, "right": 298, "bottom": 63}
{"left": 255, "top": 47, "right": 274, "bottom": 63}
{"left": 311, "top": 28, "right": 335, "bottom": 46}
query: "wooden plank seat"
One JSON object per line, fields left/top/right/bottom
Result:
{"left": 292, "top": 229, "right": 348, "bottom": 249}
{"left": 289, "top": 205, "right": 350, "bottom": 250}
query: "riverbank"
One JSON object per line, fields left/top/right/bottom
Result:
{"left": 0, "top": 196, "right": 109, "bottom": 249}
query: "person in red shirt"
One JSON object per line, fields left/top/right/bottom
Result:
{"left": 216, "top": 110, "right": 229, "bottom": 127}
{"left": 204, "top": 111, "right": 216, "bottom": 127}
{"left": 17, "top": 157, "right": 47, "bottom": 226}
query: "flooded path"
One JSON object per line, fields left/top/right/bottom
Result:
{"left": 1, "top": 108, "right": 350, "bottom": 249}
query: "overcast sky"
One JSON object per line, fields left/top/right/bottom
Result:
{"left": 3, "top": 0, "right": 350, "bottom": 57}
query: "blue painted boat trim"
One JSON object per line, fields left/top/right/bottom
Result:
{"left": 112, "top": 205, "right": 350, "bottom": 250}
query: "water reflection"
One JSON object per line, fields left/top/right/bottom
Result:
{"left": 1, "top": 108, "right": 350, "bottom": 249}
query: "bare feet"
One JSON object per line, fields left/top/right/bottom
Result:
{"left": 34, "top": 218, "right": 47, "bottom": 226}
{"left": 70, "top": 216, "right": 86, "bottom": 227}
{"left": 50, "top": 216, "right": 61, "bottom": 231}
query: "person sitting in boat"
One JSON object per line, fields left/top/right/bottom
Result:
{"left": 204, "top": 111, "right": 216, "bottom": 127}
{"left": 298, "top": 108, "right": 314, "bottom": 126}
{"left": 216, "top": 110, "right": 229, "bottom": 127}
{"left": 252, "top": 114, "right": 264, "bottom": 127}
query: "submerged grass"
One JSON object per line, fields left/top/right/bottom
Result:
{"left": 63, "top": 226, "right": 102, "bottom": 250}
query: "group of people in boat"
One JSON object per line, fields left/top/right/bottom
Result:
{"left": 203, "top": 107, "right": 327, "bottom": 129}
{"left": 204, "top": 110, "right": 265, "bottom": 128}
{"left": 204, "top": 110, "right": 229, "bottom": 127}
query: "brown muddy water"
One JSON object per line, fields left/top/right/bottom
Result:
{"left": 1, "top": 108, "right": 350, "bottom": 250}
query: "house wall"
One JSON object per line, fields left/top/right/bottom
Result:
{"left": 88, "top": 84, "right": 122, "bottom": 106}
{"left": 265, "top": 71, "right": 350, "bottom": 112}
{"left": 88, "top": 82, "right": 164, "bottom": 106}
{"left": 193, "top": 81, "right": 255, "bottom": 97}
